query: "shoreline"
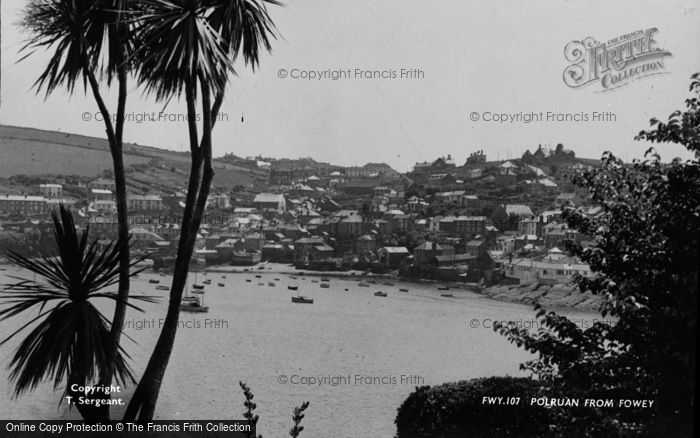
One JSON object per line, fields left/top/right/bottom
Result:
{"left": 480, "top": 282, "right": 602, "bottom": 312}
{"left": 201, "top": 263, "right": 602, "bottom": 312}
{"left": 4, "top": 260, "right": 602, "bottom": 312}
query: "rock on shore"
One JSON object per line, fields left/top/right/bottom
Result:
{"left": 481, "top": 282, "right": 602, "bottom": 311}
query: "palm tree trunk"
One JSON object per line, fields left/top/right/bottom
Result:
{"left": 84, "top": 65, "right": 130, "bottom": 421}
{"left": 104, "top": 45, "right": 131, "bottom": 384}
{"left": 76, "top": 10, "right": 132, "bottom": 396}
{"left": 124, "top": 77, "right": 215, "bottom": 421}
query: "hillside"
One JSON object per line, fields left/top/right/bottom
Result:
{"left": 0, "top": 125, "right": 268, "bottom": 192}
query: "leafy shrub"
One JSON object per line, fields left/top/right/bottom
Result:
{"left": 395, "top": 377, "right": 550, "bottom": 438}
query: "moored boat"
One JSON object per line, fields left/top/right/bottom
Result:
{"left": 155, "top": 285, "right": 169, "bottom": 291}
{"left": 268, "top": 282, "right": 276, "bottom": 286}
{"left": 320, "top": 283, "right": 329, "bottom": 288}
{"left": 358, "top": 282, "right": 370, "bottom": 287}
{"left": 441, "top": 293, "right": 454, "bottom": 298}
{"left": 288, "top": 285, "right": 299, "bottom": 291}
{"left": 218, "top": 282, "right": 225, "bottom": 287}
{"left": 149, "top": 279, "right": 160, "bottom": 284}
{"left": 374, "top": 291, "right": 388, "bottom": 297}
{"left": 180, "top": 300, "right": 209, "bottom": 312}
{"left": 399, "top": 288, "right": 409, "bottom": 292}
{"left": 437, "top": 286, "right": 450, "bottom": 291}
{"left": 291, "top": 296, "right": 314, "bottom": 304}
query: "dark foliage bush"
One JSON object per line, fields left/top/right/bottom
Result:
{"left": 395, "top": 377, "right": 551, "bottom": 438}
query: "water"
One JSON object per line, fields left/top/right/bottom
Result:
{"left": 0, "top": 265, "right": 598, "bottom": 437}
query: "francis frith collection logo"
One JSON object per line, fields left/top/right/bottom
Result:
{"left": 563, "top": 28, "right": 672, "bottom": 92}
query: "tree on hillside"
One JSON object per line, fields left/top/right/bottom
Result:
{"left": 21, "top": 0, "right": 138, "bottom": 396}
{"left": 495, "top": 74, "right": 700, "bottom": 436}
{"left": 122, "top": 0, "right": 280, "bottom": 421}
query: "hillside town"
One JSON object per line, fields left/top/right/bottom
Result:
{"left": 1, "top": 141, "right": 597, "bottom": 288}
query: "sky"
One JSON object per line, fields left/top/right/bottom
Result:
{"left": 1, "top": 0, "right": 699, "bottom": 172}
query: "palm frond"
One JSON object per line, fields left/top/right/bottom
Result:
{"left": 129, "top": 0, "right": 227, "bottom": 99}
{"left": 0, "top": 205, "right": 157, "bottom": 396}
{"left": 20, "top": 0, "right": 139, "bottom": 95}
{"left": 131, "top": 0, "right": 280, "bottom": 100}
{"left": 207, "top": 0, "right": 281, "bottom": 70}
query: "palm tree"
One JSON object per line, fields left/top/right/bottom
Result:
{"left": 22, "top": 0, "right": 139, "bottom": 390}
{"left": 122, "top": 0, "right": 280, "bottom": 421}
{"left": 20, "top": 0, "right": 138, "bottom": 388}
{"left": 0, "top": 205, "right": 155, "bottom": 421}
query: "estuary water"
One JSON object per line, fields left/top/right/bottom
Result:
{"left": 0, "top": 266, "right": 598, "bottom": 437}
